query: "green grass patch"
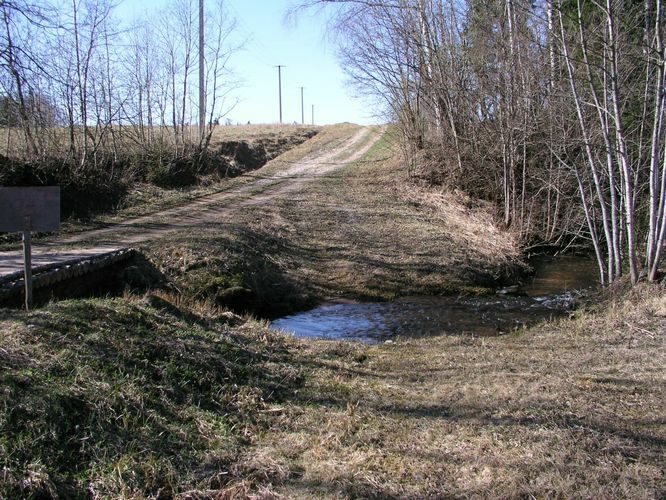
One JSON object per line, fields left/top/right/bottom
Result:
{"left": 0, "top": 297, "right": 303, "bottom": 498}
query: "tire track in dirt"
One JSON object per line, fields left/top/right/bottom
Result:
{"left": 0, "top": 126, "right": 383, "bottom": 277}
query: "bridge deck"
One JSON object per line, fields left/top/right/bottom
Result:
{"left": 0, "top": 246, "right": 134, "bottom": 301}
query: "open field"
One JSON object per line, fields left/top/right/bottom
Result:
{"left": 0, "top": 125, "right": 664, "bottom": 498}
{"left": 0, "top": 124, "right": 320, "bottom": 158}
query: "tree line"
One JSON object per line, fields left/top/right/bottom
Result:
{"left": 0, "top": 0, "right": 237, "bottom": 167}
{"left": 304, "top": 0, "right": 665, "bottom": 285}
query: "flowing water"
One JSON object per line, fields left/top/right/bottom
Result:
{"left": 271, "top": 256, "right": 599, "bottom": 343}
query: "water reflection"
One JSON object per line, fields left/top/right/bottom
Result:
{"left": 271, "top": 256, "right": 599, "bottom": 343}
{"left": 521, "top": 255, "right": 599, "bottom": 296}
{"left": 273, "top": 295, "right": 560, "bottom": 343}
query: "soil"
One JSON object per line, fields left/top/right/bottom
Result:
{"left": 1, "top": 124, "right": 663, "bottom": 498}
{"left": 0, "top": 126, "right": 380, "bottom": 278}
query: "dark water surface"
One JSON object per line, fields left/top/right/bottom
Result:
{"left": 520, "top": 255, "right": 600, "bottom": 296}
{"left": 271, "top": 256, "right": 599, "bottom": 343}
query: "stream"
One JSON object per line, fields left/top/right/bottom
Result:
{"left": 271, "top": 256, "right": 600, "bottom": 343}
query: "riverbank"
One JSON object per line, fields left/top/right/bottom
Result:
{"left": 250, "top": 284, "right": 666, "bottom": 498}
{"left": 0, "top": 126, "right": 664, "bottom": 497}
{"left": 1, "top": 283, "right": 664, "bottom": 497}
{"left": 140, "top": 127, "right": 523, "bottom": 318}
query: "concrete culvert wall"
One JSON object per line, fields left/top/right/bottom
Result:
{"left": 0, "top": 250, "right": 168, "bottom": 308}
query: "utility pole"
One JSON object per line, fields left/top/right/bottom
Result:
{"left": 311, "top": 104, "right": 314, "bottom": 125}
{"left": 198, "top": 0, "right": 205, "bottom": 141}
{"left": 275, "top": 65, "right": 285, "bottom": 123}
{"left": 300, "top": 86, "right": 305, "bottom": 125}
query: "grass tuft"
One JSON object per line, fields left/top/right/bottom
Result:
{"left": 0, "top": 297, "right": 303, "bottom": 498}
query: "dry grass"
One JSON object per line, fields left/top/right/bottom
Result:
{"left": 208, "top": 124, "right": 321, "bottom": 144}
{"left": 226, "top": 285, "right": 665, "bottom": 498}
{"left": 0, "top": 294, "right": 305, "bottom": 498}
{"left": 218, "top": 127, "right": 522, "bottom": 301}
{"left": 400, "top": 184, "right": 519, "bottom": 265}
{"left": 1, "top": 124, "right": 664, "bottom": 497}
{"left": 1, "top": 285, "right": 664, "bottom": 498}
{"left": 0, "top": 124, "right": 320, "bottom": 158}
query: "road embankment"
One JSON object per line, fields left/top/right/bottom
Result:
{"left": 141, "top": 126, "right": 523, "bottom": 317}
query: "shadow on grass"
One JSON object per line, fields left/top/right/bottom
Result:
{"left": 0, "top": 298, "right": 304, "bottom": 498}
{"left": 280, "top": 477, "right": 403, "bottom": 499}
{"left": 290, "top": 387, "right": 666, "bottom": 454}
{"left": 163, "top": 218, "right": 504, "bottom": 318}
{"left": 147, "top": 222, "right": 322, "bottom": 319}
{"left": 268, "top": 390, "right": 666, "bottom": 497}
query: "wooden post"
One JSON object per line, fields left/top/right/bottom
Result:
{"left": 199, "top": 0, "right": 205, "bottom": 141}
{"left": 22, "top": 216, "right": 32, "bottom": 310}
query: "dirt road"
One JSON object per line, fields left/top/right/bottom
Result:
{"left": 0, "top": 126, "right": 383, "bottom": 278}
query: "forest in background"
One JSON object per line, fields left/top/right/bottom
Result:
{"left": 306, "top": 0, "right": 666, "bottom": 285}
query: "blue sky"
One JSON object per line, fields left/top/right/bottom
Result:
{"left": 117, "top": 0, "right": 378, "bottom": 125}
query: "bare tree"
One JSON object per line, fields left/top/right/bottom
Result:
{"left": 0, "top": 1, "right": 49, "bottom": 156}
{"left": 300, "top": 0, "right": 666, "bottom": 284}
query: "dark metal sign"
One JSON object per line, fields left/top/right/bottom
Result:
{"left": 0, "top": 187, "right": 60, "bottom": 233}
{"left": 0, "top": 186, "right": 60, "bottom": 309}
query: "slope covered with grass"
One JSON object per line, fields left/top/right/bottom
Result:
{"left": 0, "top": 296, "right": 302, "bottom": 498}
{"left": 2, "top": 286, "right": 665, "bottom": 498}
{"left": 1, "top": 126, "right": 664, "bottom": 498}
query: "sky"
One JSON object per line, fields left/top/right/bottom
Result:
{"left": 116, "top": 0, "right": 379, "bottom": 126}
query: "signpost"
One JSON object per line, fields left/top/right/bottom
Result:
{"left": 0, "top": 187, "right": 60, "bottom": 310}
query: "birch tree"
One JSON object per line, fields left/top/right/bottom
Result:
{"left": 302, "top": 0, "right": 666, "bottom": 284}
